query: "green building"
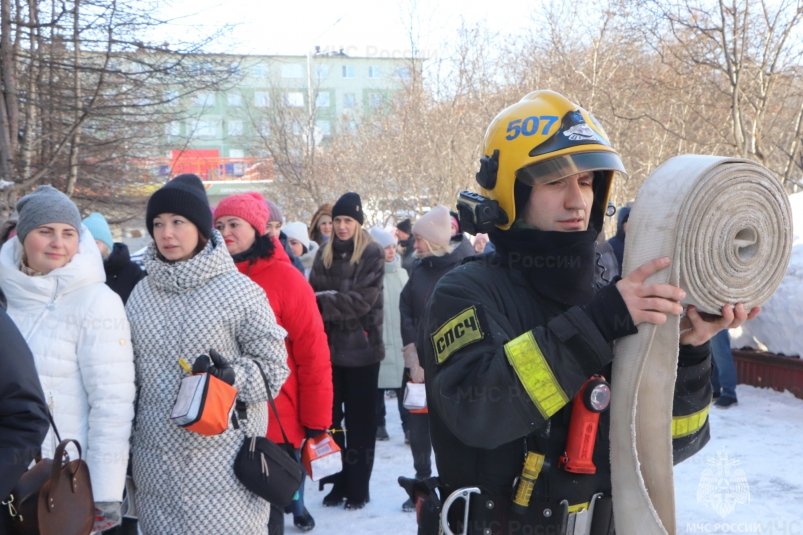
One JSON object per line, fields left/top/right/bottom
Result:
{"left": 163, "top": 51, "right": 416, "bottom": 161}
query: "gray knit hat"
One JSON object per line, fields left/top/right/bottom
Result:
{"left": 16, "top": 185, "right": 82, "bottom": 244}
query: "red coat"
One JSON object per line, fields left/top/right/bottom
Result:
{"left": 236, "top": 240, "right": 332, "bottom": 447}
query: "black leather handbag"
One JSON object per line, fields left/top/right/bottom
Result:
{"left": 233, "top": 361, "right": 303, "bottom": 507}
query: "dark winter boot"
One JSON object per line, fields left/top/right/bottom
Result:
{"left": 319, "top": 473, "right": 346, "bottom": 507}
{"left": 376, "top": 425, "right": 389, "bottom": 441}
{"left": 293, "top": 509, "right": 316, "bottom": 531}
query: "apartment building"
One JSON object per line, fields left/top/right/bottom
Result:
{"left": 163, "top": 51, "right": 416, "bottom": 162}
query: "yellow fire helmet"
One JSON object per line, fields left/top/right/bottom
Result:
{"left": 475, "top": 90, "right": 626, "bottom": 231}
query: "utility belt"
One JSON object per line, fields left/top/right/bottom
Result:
{"left": 439, "top": 488, "right": 613, "bottom": 535}
{"left": 399, "top": 478, "right": 613, "bottom": 535}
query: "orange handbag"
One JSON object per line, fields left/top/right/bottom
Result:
{"left": 171, "top": 372, "right": 237, "bottom": 436}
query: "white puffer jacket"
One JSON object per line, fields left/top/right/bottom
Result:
{"left": 0, "top": 227, "right": 135, "bottom": 502}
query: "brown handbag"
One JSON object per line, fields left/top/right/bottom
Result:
{"left": 2, "top": 412, "right": 95, "bottom": 535}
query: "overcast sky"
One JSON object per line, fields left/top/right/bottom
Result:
{"left": 153, "top": 0, "right": 534, "bottom": 58}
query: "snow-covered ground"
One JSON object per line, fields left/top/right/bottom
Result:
{"left": 295, "top": 385, "right": 803, "bottom": 534}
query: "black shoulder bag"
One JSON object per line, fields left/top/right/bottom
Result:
{"left": 233, "top": 360, "right": 303, "bottom": 507}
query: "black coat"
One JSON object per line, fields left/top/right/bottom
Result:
{"left": 104, "top": 243, "right": 146, "bottom": 304}
{"left": 399, "top": 244, "right": 472, "bottom": 349}
{"left": 0, "top": 289, "right": 49, "bottom": 497}
{"left": 310, "top": 233, "right": 385, "bottom": 367}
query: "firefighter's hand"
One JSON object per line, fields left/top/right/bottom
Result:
{"left": 679, "top": 303, "right": 761, "bottom": 346}
{"left": 616, "top": 257, "right": 685, "bottom": 326}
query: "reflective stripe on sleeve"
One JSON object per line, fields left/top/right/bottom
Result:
{"left": 672, "top": 405, "right": 710, "bottom": 439}
{"left": 504, "top": 331, "right": 569, "bottom": 419}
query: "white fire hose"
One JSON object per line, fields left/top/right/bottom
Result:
{"left": 610, "top": 155, "right": 793, "bottom": 534}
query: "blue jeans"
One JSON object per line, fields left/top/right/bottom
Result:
{"left": 711, "top": 330, "right": 737, "bottom": 400}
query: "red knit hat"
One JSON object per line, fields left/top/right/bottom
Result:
{"left": 213, "top": 192, "right": 269, "bottom": 235}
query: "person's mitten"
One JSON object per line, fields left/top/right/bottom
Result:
{"left": 304, "top": 428, "right": 328, "bottom": 439}
{"left": 209, "top": 349, "right": 236, "bottom": 385}
{"left": 192, "top": 354, "right": 212, "bottom": 374}
{"left": 193, "top": 351, "right": 235, "bottom": 385}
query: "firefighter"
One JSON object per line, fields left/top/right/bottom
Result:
{"left": 415, "top": 90, "right": 758, "bottom": 534}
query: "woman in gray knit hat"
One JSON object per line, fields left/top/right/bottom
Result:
{"left": 125, "top": 174, "right": 290, "bottom": 534}
{"left": 0, "top": 185, "right": 136, "bottom": 532}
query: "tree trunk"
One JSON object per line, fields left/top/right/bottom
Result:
{"left": 65, "top": 0, "right": 82, "bottom": 196}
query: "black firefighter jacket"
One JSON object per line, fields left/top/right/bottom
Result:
{"left": 0, "top": 290, "right": 49, "bottom": 497}
{"left": 420, "top": 256, "right": 712, "bottom": 520}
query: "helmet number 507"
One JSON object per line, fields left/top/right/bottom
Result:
{"left": 505, "top": 115, "right": 558, "bottom": 140}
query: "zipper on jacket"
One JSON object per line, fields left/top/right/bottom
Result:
{"left": 22, "top": 277, "right": 61, "bottom": 340}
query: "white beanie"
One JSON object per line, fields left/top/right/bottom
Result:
{"left": 369, "top": 227, "right": 396, "bottom": 248}
{"left": 412, "top": 205, "right": 452, "bottom": 248}
{"left": 283, "top": 221, "right": 310, "bottom": 250}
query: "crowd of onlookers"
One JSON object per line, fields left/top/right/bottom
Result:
{"left": 0, "top": 176, "right": 498, "bottom": 535}
{"left": 0, "top": 175, "right": 742, "bottom": 534}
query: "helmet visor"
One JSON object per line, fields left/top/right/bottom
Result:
{"left": 516, "top": 151, "right": 627, "bottom": 186}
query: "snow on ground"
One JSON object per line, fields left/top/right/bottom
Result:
{"left": 294, "top": 386, "right": 803, "bottom": 534}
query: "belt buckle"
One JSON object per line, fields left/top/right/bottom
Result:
{"left": 440, "top": 486, "right": 482, "bottom": 535}
{"left": 561, "top": 493, "right": 603, "bottom": 535}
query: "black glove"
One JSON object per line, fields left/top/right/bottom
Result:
{"left": 304, "top": 428, "right": 327, "bottom": 439}
{"left": 192, "top": 350, "right": 236, "bottom": 385}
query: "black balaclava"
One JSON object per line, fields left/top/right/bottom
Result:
{"left": 490, "top": 172, "right": 608, "bottom": 306}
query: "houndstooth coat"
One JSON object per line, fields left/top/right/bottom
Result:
{"left": 126, "top": 231, "right": 289, "bottom": 535}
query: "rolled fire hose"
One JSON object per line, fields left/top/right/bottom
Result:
{"left": 609, "top": 155, "right": 793, "bottom": 535}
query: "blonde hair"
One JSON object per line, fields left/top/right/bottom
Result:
{"left": 414, "top": 237, "right": 449, "bottom": 259}
{"left": 322, "top": 226, "right": 371, "bottom": 268}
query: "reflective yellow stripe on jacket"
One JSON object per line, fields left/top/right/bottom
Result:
{"left": 672, "top": 405, "right": 710, "bottom": 438}
{"left": 504, "top": 331, "right": 569, "bottom": 419}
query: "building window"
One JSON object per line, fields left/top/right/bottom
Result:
{"left": 343, "top": 92, "right": 357, "bottom": 109}
{"left": 341, "top": 65, "right": 355, "bottom": 79}
{"left": 285, "top": 92, "right": 305, "bottom": 107}
{"left": 314, "top": 64, "right": 330, "bottom": 79}
{"left": 227, "top": 93, "right": 242, "bottom": 106}
{"left": 229, "top": 149, "right": 245, "bottom": 158}
{"left": 368, "top": 66, "right": 381, "bottom": 78}
{"left": 254, "top": 91, "right": 270, "bottom": 107}
{"left": 281, "top": 63, "right": 304, "bottom": 78}
{"left": 193, "top": 92, "right": 213, "bottom": 107}
{"left": 315, "top": 92, "right": 330, "bottom": 108}
{"left": 227, "top": 120, "right": 243, "bottom": 136}
{"left": 368, "top": 92, "right": 385, "bottom": 109}
{"left": 196, "top": 119, "right": 219, "bottom": 138}
{"left": 395, "top": 67, "right": 412, "bottom": 81}
{"left": 252, "top": 64, "right": 267, "bottom": 77}
{"left": 166, "top": 122, "right": 181, "bottom": 136}
{"left": 316, "top": 120, "right": 332, "bottom": 138}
